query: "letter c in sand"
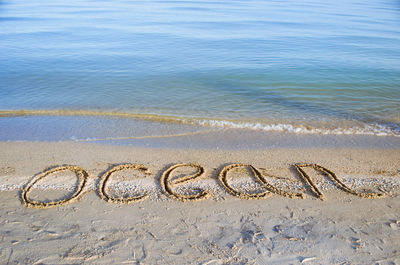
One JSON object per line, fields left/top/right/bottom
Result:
{"left": 98, "top": 164, "right": 150, "bottom": 204}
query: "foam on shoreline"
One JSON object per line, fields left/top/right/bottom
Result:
{"left": 1, "top": 109, "right": 399, "bottom": 137}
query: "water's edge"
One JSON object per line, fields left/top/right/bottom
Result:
{"left": 1, "top": 109, "right": 399, "bottom": 137}
{"left": 1, "top": 110, "right": 399, "bottom": 150}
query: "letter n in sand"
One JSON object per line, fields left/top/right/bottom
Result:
{"left": 294, "top": 163, "right": 385, "bottom": 200}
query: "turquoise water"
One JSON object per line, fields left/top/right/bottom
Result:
{"left": 1, "top": 0, "right": 400, "bottom": 136}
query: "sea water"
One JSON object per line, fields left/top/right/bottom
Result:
{"left": 1, "top": 0, "right": 400, "bottom": 139}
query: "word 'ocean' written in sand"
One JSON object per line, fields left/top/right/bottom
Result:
{"left": 21, "top": 163, "right": 385, "bottom": 209}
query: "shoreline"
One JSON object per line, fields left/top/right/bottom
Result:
{"left": 1, "top": 110, "right": 399, "bottom": 141}
{"left": 1, "top": 118, "right": 400, "bottom": 150}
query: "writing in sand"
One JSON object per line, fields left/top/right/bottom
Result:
{"left": 19, "top": 163, "right": 387, "bottom": 209}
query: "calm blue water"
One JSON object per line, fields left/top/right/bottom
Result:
{"left": 1, "top": 0, "right": 400, "bottom": 136}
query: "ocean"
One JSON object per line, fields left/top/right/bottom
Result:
{"left": 1, "top": 0, "right": 400, "bottom": 141}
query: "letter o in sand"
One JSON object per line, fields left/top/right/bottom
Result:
{"left": 98, "top": 164, "right": 150, "bottom": 204}
{"left": 21, "top": 165, "right": 89, "bottom": 208}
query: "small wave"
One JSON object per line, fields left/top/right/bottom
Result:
{"left": 1, "top": 109, "right": 398, "bottom": 137}
{"left": 193, "top": 119, "right": 399, "bottom": 137}
{"left": 0, "top": 109, "right": 183, "bottom": 123}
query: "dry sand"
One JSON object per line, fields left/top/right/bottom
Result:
{"left": 0, "top": 141, "right": 399, "bottom": 264}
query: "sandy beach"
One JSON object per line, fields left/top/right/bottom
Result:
{"left": 2, "top": 0, "right": 400, "bottom": 263}
{"left": 1, "top": 141, "right": 399, "bottom": 264}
